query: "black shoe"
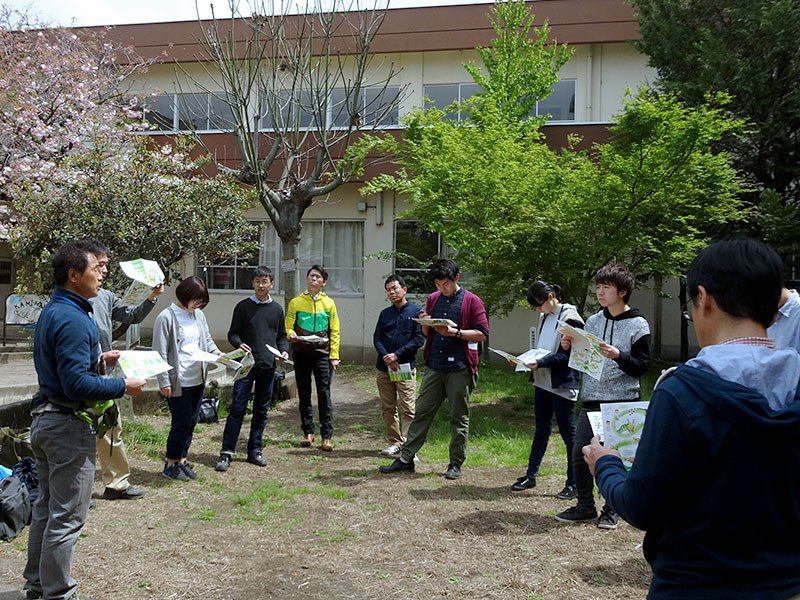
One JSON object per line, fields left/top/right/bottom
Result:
{"left": 163, "top": 463, "right": 190, "bottom": 481}
{"left": 511, "top": 476, "right": 536, "bottom": 491}
{"left": 25, "top": 589, "right": 43, "bottom": 599}
{"left": 554, "top": 504, "right": 597, "bottom": 523}
{"left": 247, "top": 452, "right": 267, "bottom": 467}
{"left": 103, "top": 486, "right": 145, "bottom": 500}
{"left": 444, "top": 464, "right": 461, "bottom": 479}
{"left": 215, "top": 454, "right": 231, "bottom": 472}
{"left": 556, "top": 484, "right": 577, "bottom": 500}
{"left": 597, "top": 505, "right": 619, "bottom": 530}
{"left": 379, "top": 458, "right": 415, "bottom": 474}
{"left": 180, "top": 462, "right": 198, "bottom": 480}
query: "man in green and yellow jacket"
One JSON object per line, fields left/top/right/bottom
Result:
{"left": 286, "top": 264, "right": 340, "bottom": 451}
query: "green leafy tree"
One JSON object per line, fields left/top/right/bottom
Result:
{"left": 629, "top": 0, "right": 800, "bottom": 257}
{"left": 365, "top": 1, "right": 747, "bottom": 315}
{"left": 11, "top": 134, "right": 257, "bottom": 294}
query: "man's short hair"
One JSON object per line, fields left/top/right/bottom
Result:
{"left": 52, "top": 240, "right": 99, "bottom": 286}
{"left": 429, "top": 258, "right": 459, "bottom": 282}
{"left": 252, "top": 266, "right": 274, "bottom": 282}
{"left": 307, "top": 264, "right": 328, "bottom": 281}
{"left": 385, "top": 274, "right": 406, "bottom": 288}
{"left": 595, "top": 262, "right": 635, "bottom": 303}
{"left": 175, "top": 275, "right": 210, "bottom": 309}
{"left": 687, "top": 238, "right": 782, "bottom": 329}
{"left": 85, "top": 240, "right": 109, "bottom": 257}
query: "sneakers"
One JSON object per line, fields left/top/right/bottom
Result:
{"left": 247, "top": 452, "right": 267, "bottom": 467}
{"left": 102, "top": 486, "right": 145, "bottom": 500}
{"left": 556, "top": 484, "right": 578, "bottom": 500}
{"left": 181, "top": 462, "right": 198, "bottom": 480}
{"left": 215, "top": 454, "right": 231, "bottom": 472}
{"left": 597, "top": 505, "right": 619, "bottom": 530}
{"left": 381, "top": 444, "right": 401, "bottom": 456}
{"left": 379, "top": 458, "right": 415, "bottom": 474}
{"left": 163, "top": 462, "right": 190, "bottom": 481}
{"left": 554, "top": 504, "right": 597, "bottom": 523}
{"left": 510, "top": 476, "right": 536, "bottom": 491}
{"left": 300, "top": 433, "right": 315, "bottom": 447}
{"left": 444, "top": 464, "right": 461, "bottom": 479}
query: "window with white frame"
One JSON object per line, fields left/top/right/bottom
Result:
{"left": 423, "top": 80, "right": 576, "bottom": 122}
{"left": 394, "top": 220, "right": 457, "bottom": 295}
{"left": 423, "top": 83, "right": 483, "bottom": 121}
{"left": 197, "top": 220, "right": 364, "bottom": 294}
{"left": 144, "top": 93, "right": 236, "bottom": 132}
{"left": 260, "top": 87, "right": 400, "bottom": 131}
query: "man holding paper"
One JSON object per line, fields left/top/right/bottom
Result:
{"left": 373, "top": 274, "right": 425, "bottom": 457}
{"left": 89, "top": 243, "right": 164, "bottom": 501}
{"left": 380, "top": 259, "right": 488, "bottom": 480}
{"left": 216, "top": 267, "right": 289, "bottom": 471}
{"left": 583, "top": 239, "right": 800, "bottom": 600}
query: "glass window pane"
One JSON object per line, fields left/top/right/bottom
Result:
{"left": 144, "top": 95, "right": 174, "bottom": 131}
{"left": 330, "top": 88, "right": 350, "bottom": 128}
{"left": 208, "top": 94, "right": 235, "bottom": 130}
{"left": 364, "top": 87, "right": 399, "bottom": 126}
{"left": 236, "top": 266, "right": 257, "bottom": 289}
{"left": 260, "top": 90, "right": 292, "bottom": 130}
{"left": 297, "top": 221, "right": 323, "bottom": 271}
{"left": 395, "top": 221, "right": 439, "bottom": 294}
{"left": 423, "top": 84, "right": 459, "bottom": 121}
{"left": 323, "top": 221, "right": 364, "bottom": 293}
{"left": 537, "top": 80, "right": 575, "bottom": 121}
{"left": 259, "top": 224, "right": 278, "bottom": 268}
{"left": 210, "top": 267, "right": 235, "bottom": 290}
{"left": 459, "top": 83, "right": 482, "bottom": 102}
{"left": 296, "top": 90, "right": 315, "bottom": 128}
{"left": 177, "top": 93, "right": 209, "bottom": 131}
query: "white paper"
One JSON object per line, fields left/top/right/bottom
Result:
{"left": 412, "top": 317, "right": 457, "bottom": 328}
{"left": 266, "top": 344, "right": 293, "bottom": 365}
{"left": 119, "top": 258, "right": 165, "bottom": 306}
{"left": 557, "top": 320, "right": 605, "bottom": 380}
{"left": 388, "top": 363, "right": 413, "bottom": 382}
{"left": 190, "top": 348, "right": 245, "bottom": 369}
{"left": 296, "top": 334, "right": 329, "bottom": 343}
{"left": 489, "top": 347, "right": 550, "bottom": 371}
{"left": 116, "top": 350, "right": 172, "bottom": 380}
{"left": 587, "top": 411, "right": 604, "bottom": 442}
{"left": 600, "top": 401, "right": 649, "bottom": 470}
{"left": 233, "top": 352, "right": 255, "bottom": 381}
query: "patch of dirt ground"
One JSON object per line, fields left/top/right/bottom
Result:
{"left": 0, "top": 370, "right": 649, "bottom": 600}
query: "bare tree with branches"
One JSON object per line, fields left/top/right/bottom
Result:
{"left": 184, "top": 0, "right": 403, "bottom": 300}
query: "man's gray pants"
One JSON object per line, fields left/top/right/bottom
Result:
{"left": 24, "top": 411, "right": 96, "bottom": 600}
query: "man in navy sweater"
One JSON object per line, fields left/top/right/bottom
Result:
{"left": 373, "top": 274, "right": 425, "bottom": 456}
{"left": 24, "top": 240, "right": 145, "bottom": 600}
{"left": 583, "top": 239, "right": 800, "bottom": 600}
{"left": 216, "top": 266, "right": 289, "bottom": 471}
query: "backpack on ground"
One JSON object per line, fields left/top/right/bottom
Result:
{"left": 0, "top": 475, "right": 31, "bottom": 541}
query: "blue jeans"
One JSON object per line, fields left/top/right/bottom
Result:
{"left": 166, "top": 384, "right": 205, "bottom": 460}
{"left": 24, "top": 411, "right": 96, "bottom": 600}
{"left": 220, "top": 366, "right": 276, "bottom": 455}
{"left": 526, "top": 387, "right": 576, "bottom": 487}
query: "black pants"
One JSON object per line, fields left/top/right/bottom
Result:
{"left": 294, "top": 353, "right": 334, "bottom": 439}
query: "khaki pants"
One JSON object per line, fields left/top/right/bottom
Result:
{"left": 376, "top": 370, "right": 416, "bottom": 446}
{"left": 96, "top": 420, "right": 131, "bottom": 492}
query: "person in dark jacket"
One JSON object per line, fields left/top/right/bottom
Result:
{"left": 372, "top": 274, "right": 425, "bottom": 456}
{"left": 216, "top": 267, "right": 289, "bottom": 472}
{"left": 23, "top": 240, "right": 145, "bottom": 600}
{"left": 557, "top": 262, "right": 650, "bottom": 529}
{"left": 510, "top": 281, "right": 583, "bottom": 499}
{"left": 583, "top": 239, "right": 800, "bottom": 600}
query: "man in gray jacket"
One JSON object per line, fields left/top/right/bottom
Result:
{"left": 89, "top": 243, "right": 163, "bottom": 500}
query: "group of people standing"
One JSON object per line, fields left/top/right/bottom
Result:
{"left": 19, "top": 236, "right": 800, "bottom": 600}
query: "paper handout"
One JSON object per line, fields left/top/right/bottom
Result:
{"left": 600, "top": 401, "right": 649, "bottom": 470}
{"left": 266, "top": 344, "right": 293, "bottom": 366}
{"left": 388, "top": 363, "right": 413, "bottom": 382}
{"left": 587, "top": 411, "right": 604, "bottom": 442}
{"left": 116, "top": 350, "right": 172, "bottom": 380}
{"left": 233, "top": 352, "right": 254, "bottom": 382}
{"left": 190, "top": 348, "right": 247, "bottom": 370}
{"left": 557, "top": 320, "right": 605, "bottom": 380}
{"left": 412, "top": 317, "right": 457, "bottom": 328}
{"left": 120, "top": 259, "right": 165, "bottom": 306}
{"left": 489, "top": 347, "right": 550, "bottom": 371}
{"left": 296, "top": 334, "right": 329, "bottom": 343}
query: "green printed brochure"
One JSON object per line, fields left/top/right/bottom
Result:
{"left": 116, "top": 350, "right": 173, "bottom": 380}
{"left": 600, "top": 401, "right": 649, "bottom": 470}
{"left": 388, "top": 363, "right": 413, "bottom": 382}
{"left": 120, "top": 259, "right": 165, "bottom": 306}
{"left": 557, "top": 320, "right": 605, "bottom": 380}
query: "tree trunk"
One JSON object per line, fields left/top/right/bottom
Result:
{"left": 653, "top": 273, "right": 663, "bottom": 361}
{"left": 281, "top": 236, "right": 300, "bottom": 310}
{"left": 679, "top": 276, "right": 688, "bottom": 362}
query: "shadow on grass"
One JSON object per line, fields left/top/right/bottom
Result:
{"left": 574, "top": 556, "right": 651, "bottom": 589}
{"left": 443, "top": 509, "right": 561, "bottom": 535}
{"left": 408, "top": 483, "right": 515, "bottom": 502}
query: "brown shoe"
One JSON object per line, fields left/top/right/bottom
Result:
{"left": 321, "top": 439, "right": 333, "bottom": 452}
{"left": 301, "top": 433, "right": 315, "bottom": 447}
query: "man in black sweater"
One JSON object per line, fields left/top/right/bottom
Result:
{"left": 216, "top": 267, "right": 289, "bottom": 471}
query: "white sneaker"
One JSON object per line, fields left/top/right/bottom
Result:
{"left": 381, "top": 444, "right": 401, "bottom": 456}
